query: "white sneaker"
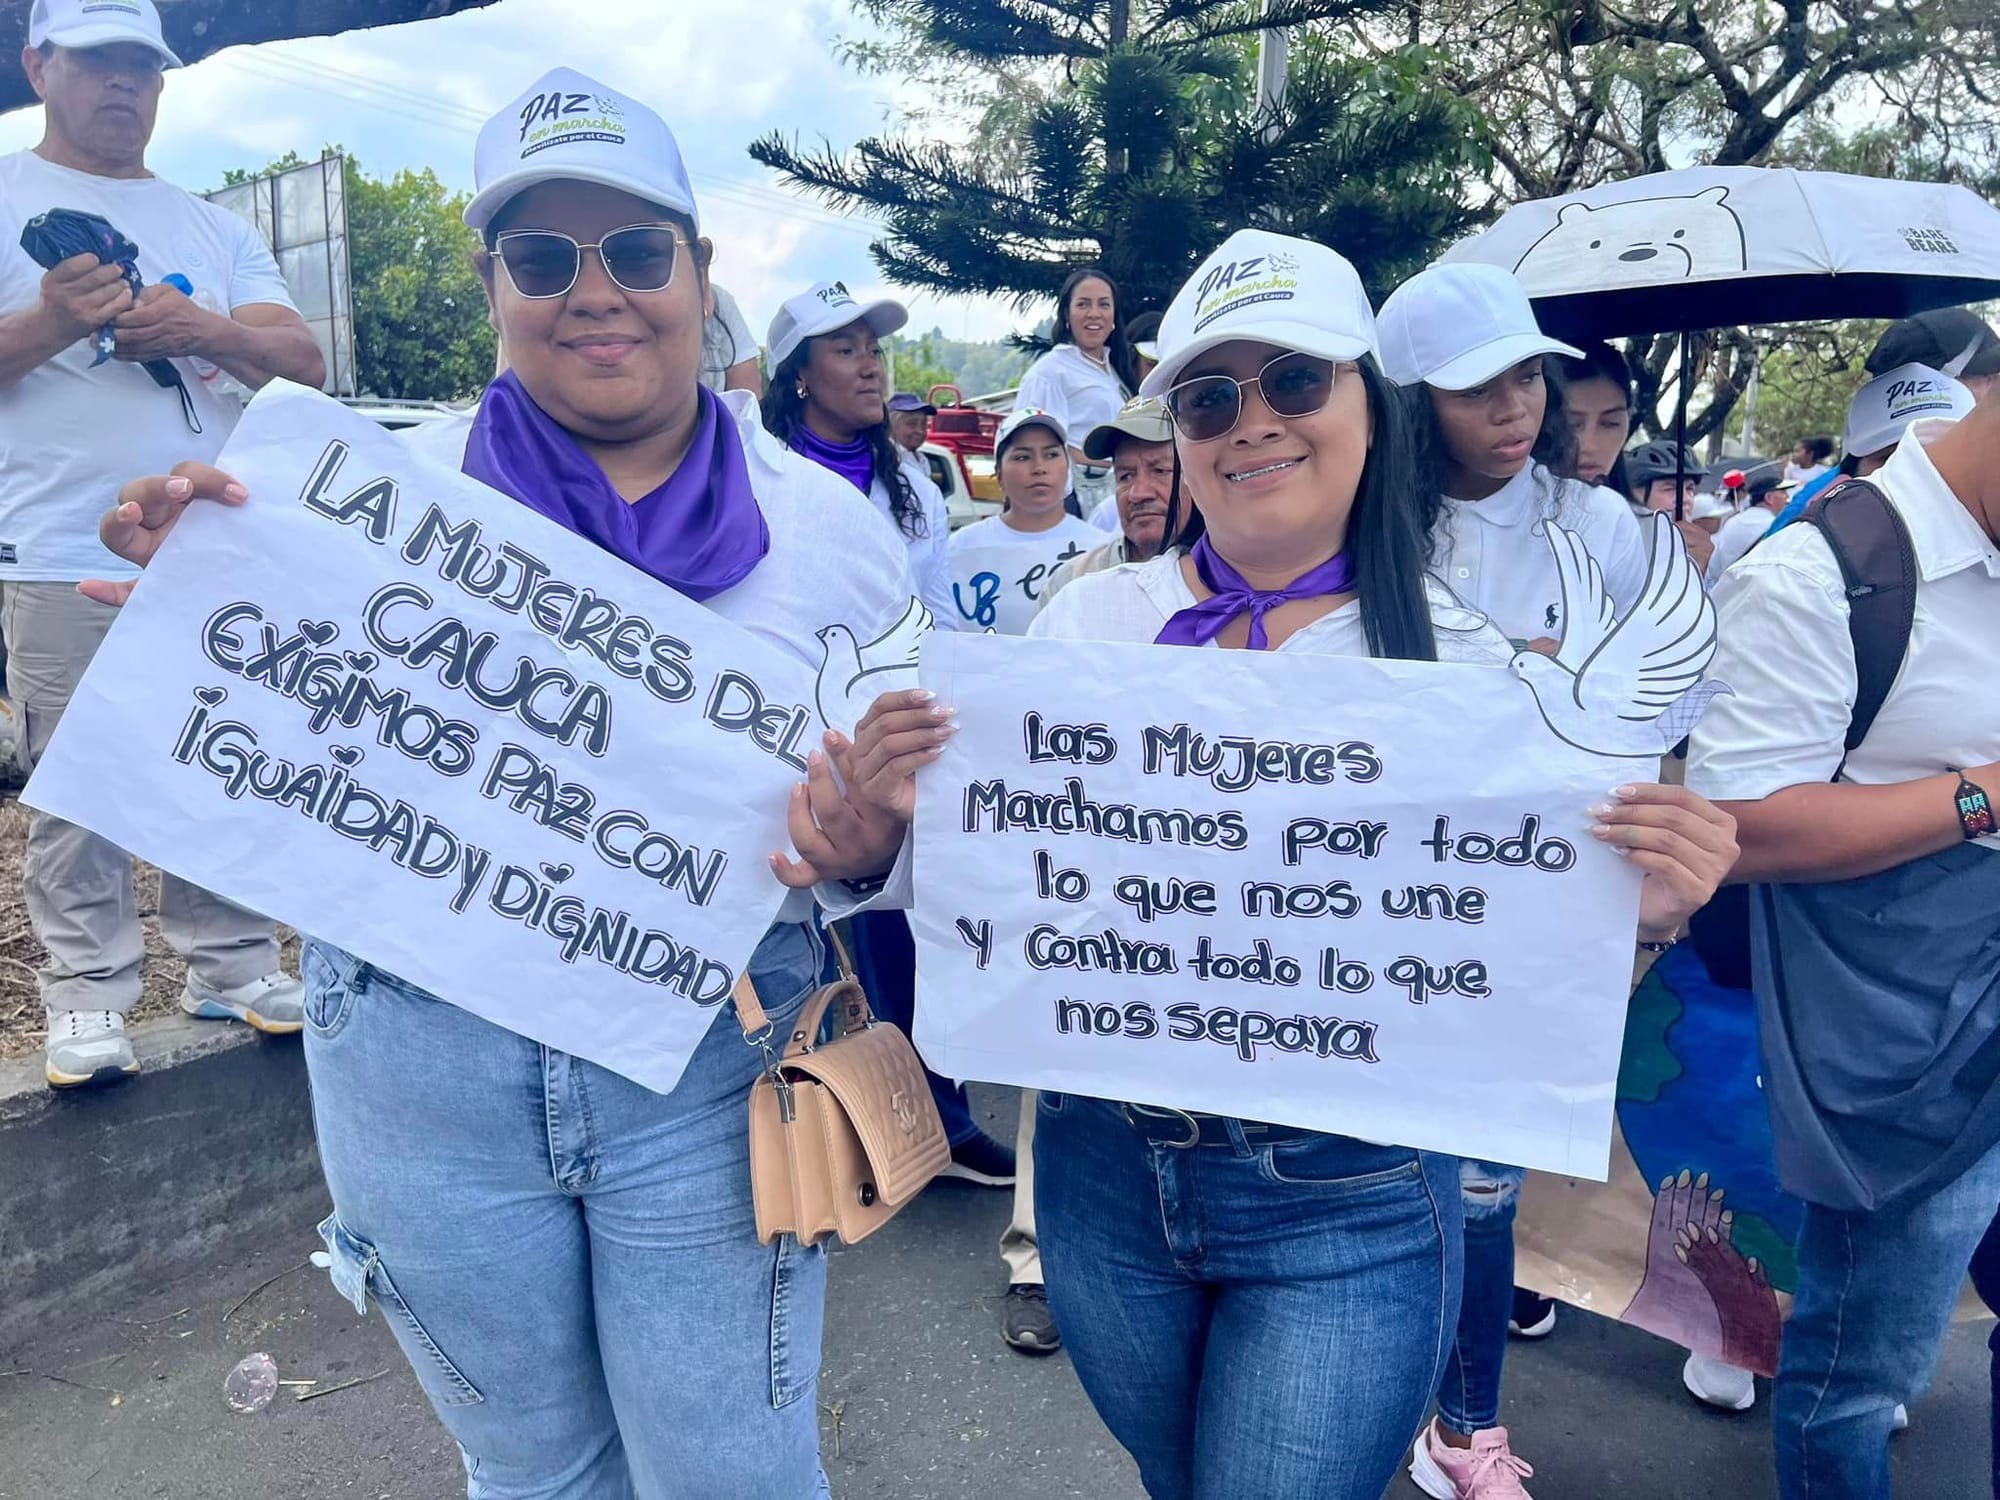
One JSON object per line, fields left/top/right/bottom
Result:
{"left": 1682, "top": 1352, "right": 1757, "bottom": 1411}
{"left": 45, "top": 1009, "right": 140, "bottom": 1088}
{"left": 182, "top": 972, "right": 305, "bottom": 1034}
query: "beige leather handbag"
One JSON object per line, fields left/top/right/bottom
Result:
{"left": 741, "top": 928, "right": 950, "bottom": 1247}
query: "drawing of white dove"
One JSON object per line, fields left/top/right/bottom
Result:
{"left": 1509, "top": 511, "right": 1731, "bottom": 758}
{"left": 815, "top": 595, "right": 934, "bottom": 738}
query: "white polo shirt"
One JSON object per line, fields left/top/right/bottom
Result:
{"left": 1428, "top": 462, "right": 1650, "bottom": 643}
{"left": 1688, "top": 426, "right": 2000, "bottom": 849}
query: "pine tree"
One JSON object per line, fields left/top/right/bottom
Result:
{"left": 752, "top": 1, "right": 1488, "bottom": 314}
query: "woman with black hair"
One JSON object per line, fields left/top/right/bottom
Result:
{"left": 1380, "top": 262, "right": 1649, "bottom": 655}
{"left": 836, "top": 230, "right": 1736, "bottom": 1500}
{"left": 762, "top": 281, "right": 955, "bottom": 622}
{"left": 1558, "top": 340, "right": 1634, "bottom": 496}
{"left": 1377, "top": 259, "right": 1655, "bottom": 1498}
{"left": 1015, "top": 267, "right": 1139, "bottom": 520}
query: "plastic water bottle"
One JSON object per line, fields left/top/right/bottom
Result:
{"left": 224, "top": 1352, "right": 279, "bottom": 1413}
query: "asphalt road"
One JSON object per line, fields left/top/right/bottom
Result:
{"left": 2, "top": 1085, "right": 1990, "bottom": 1500}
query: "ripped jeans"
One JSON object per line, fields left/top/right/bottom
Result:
{"left": 1438, "top": 1159, "right": 1527, "bottom": 1434}
{"left": 300, "top": 923, "right": 832, "bottom": 1500}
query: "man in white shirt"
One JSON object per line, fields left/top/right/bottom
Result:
{"left": 1706, "top": 460, "right": 1792, "bottom": 577}
{"left": 1, "top": 0, "right": 326, "bottom": 1088}
{"left": 699, "top": 282, "right": 760, "bottom": 396}
{"left": 1689, "top": 377, "right": 2000, "bottom": 1500}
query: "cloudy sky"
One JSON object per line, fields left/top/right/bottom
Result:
{"left": 0, "top": 0, "right": 1027, "bottom": 344}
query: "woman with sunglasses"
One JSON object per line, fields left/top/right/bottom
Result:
{"left": 759, "top": 281, "right": 956, "bottom": 625}
{"left": 84, "top": 69, "right": 916, "bottom": 1499}
{"left": 837, "top": 230, "right": 1737, "bottom": 1500}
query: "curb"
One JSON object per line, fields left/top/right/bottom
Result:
{"left": 0, "top": 1014, "right": 324, "bottom": 1353}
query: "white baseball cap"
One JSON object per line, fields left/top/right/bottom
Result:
{"left": 767, "top": 281, "right": 907, "bottom": 369}
{"left": 29, "top": 0, "right": 181, "bottom": 66}
{"left": 994, "top": 406, "right": 1069, "bottom": 460}
{"left": 1844, "top": 362, "right": 1977, "bottom": 458}
{"left": 1688, "top": 490, "right": 1736, "bottom": 521}
{"left": 1377, "top": 262, "right": 1582, "bottom": 391}
{"left": 465, "top": 68, "right": 696, "bottom": 234}
{"left": 1140, "top": 229, "right": 1378, "bottom": 399}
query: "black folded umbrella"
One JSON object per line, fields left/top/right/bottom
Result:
{"left": 20, "top": 208, "right": 142, "bottom": 366}
{"left": 19, "top": 207, "right": 200, "bottom": 430}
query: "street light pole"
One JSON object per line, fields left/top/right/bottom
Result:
{"left": 1253, "top": 0, "right": 1288, "bottom": 140}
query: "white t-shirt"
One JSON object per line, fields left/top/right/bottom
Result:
{"left": 0, "top": 150, "right": 297, "bottom": 581}
{"left": 869, "top": 465, "right": 955, "bottom": 626}
{"left": 399, "top": 389, "right": 923, "bottom": 921}
{"left": 1707, "top": 504, "right": 1775, "bottom": 578}
{"left": 1032, "top": 550, "right": 1513, "bottom": 669}
{"left": 1429, "top": 461, "right": 1650, "bottom": 643}
{"left": 700, "top": 284, "right": 756, "bottom": 391}
{"left": 1688, "top": 428, "right": 2000, "bottom": 851}
{"left": 944, "top": 513, "right": 1100, "bottom": 635}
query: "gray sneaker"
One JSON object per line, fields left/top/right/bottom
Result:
{"left": 182, "top": 972, "right": 305, "bottom": 1034}
{"left": 45, "top": 1009, "right": 140, "bottom": 1088}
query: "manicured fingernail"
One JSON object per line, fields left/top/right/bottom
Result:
{"left": 1587, "top": 802, "right": 1614, "bottom": 818}
{"left": 223, "top": 483, "right": 248, "bottom": 501}
{"left": 808, "top": 749, "right": 824, "bottom": 768}
{"left": 1590, "top": 823, "right": 1613, "bottom": 838}
{"left": 1613, "top": 784, "right": 1638, "bottom": 799}
{"left": 929, "top": 705, "right": 955, "bottom": 720}
{"left": 910, "top": 689, "right": 936, "bottom": 703}
{"left": 166, "top": 477, "right": 191, "bottom": 497}
{"left": 933, "top": 723, "right": 958, "bottom": 738}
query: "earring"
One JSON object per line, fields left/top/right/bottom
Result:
{"left": 796, "top": 385, "right": 808, "bottom": 399}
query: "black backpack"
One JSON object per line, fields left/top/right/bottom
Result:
{"left": 1685, "top": 479, "right": 1918, "bottom": 990}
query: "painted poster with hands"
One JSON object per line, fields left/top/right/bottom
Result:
{"left": 910, "top": 630, "right": 1652, "bottom": 1176}
{"left": 23, "top": 381, "right": 829, "bottom": 1095}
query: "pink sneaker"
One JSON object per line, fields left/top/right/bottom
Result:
{"left": 1408, "top": 1418, "right": 1536, "bottom": 1499}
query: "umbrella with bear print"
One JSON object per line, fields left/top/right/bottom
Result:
{"left": 1440, "top": 165, "right": 2000, "bottom": 512}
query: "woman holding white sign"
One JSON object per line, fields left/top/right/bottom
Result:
{"left": 84, "top": 68, "right": 918, "bottom": 1500}
{"left": 839, "top": 229, "right": 1737, "bottom": 1500}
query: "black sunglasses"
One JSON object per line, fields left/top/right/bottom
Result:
{"left": 492, "top": 225, "right": 690, "bottom": 299}
{"left": 1163, "top": 352, "right": 1343, "bottom": 442}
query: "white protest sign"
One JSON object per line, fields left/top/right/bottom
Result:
{"left": 25, "top": 382, "right": 819, "bottom": 1094}
{"left": 947, "top": 535, "right": 1090, "bottom": 634}
{"left": 912, "top": 631, "right": 1642, "bottom": 1177}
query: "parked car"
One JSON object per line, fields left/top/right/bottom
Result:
{"left": 341, "top": 397, "right": 466, "bottom": 431}
{"left": 918, "top": 385, "right": 1008, "bottom": 529}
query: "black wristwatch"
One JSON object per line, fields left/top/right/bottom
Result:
{"left": 1951, "top": 770, "right": 1995, "bottom": 841}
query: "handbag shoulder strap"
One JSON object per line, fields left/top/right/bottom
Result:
{"left": 1798, "top": 477, "right": 1917, "bottom": 760}
{"left": 734, "top": 920, "right": 870, "bottom": 1044}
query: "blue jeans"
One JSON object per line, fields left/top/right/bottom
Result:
{"left": 1034, "top": 1093, "right": 1461, "bottom": 1500}
{"left": 835, "top": 911, "right": 979, "bottom": 1145}
{"left": 301, "top": 922, "right": 832, "bottom": 1500}
{"left": 1968, "top": 1208, "right": 2000, "bottom": 1500}
{"left": 1438, "top": 1159, "right": 1526, "bottom": 1433}
{"left": 1775, "top": 1137, "right": 2000, "bottom": 1499}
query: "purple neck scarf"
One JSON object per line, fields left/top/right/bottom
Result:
{"left": 462, "top": 372, "right": 767, "bottom": 601}
{"left": 1155, "top": 535, "right": 1357, "bottom": 650}
{"left": 789, "top": 422, "right": 876, "bottom": 495}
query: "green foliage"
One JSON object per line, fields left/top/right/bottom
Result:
{"left": 225, "top": 150, "right": 495, "bottom": 402}
{"left": 890, "top": 327, "right": 1035, "bottom": 399}
{"left": 756, "top": 1, "right": 1488, "bottom": 313}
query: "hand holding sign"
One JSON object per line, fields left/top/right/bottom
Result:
{"left": 81, "top": 463, "right": 248, "bottom": 605}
